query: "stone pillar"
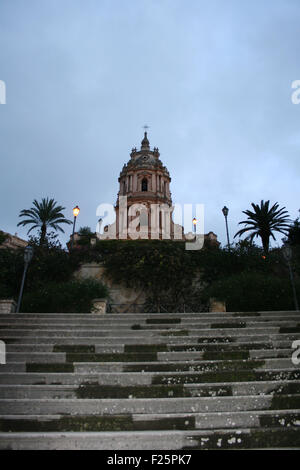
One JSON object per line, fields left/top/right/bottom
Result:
{"left": 209, "top": 298, "right": 226, "bottom": 312}
{"left": 0, "top": 299, "right": 17, "bottom": 314}
{"left": 92, "top": 298, "right": 107, "bottom": 314}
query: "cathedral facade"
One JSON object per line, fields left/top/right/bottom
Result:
{"left": 101, "top": 131, "right": 184, "bottom": 240}
{"left": 99, "top": 131, "right": 219, "bottom": 246}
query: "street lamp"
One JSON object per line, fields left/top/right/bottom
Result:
{"left": 192, "top": 217, "right": 197, "bottom": 233}
{"left": 70, "top": 205, "right": 80, "bottom": 250}
{"left": 16, "top": 245, "right": 34, "bottom": 313}
{"left": 222, "top": 206, "right": 231, "bottom": 251}
{"left": 282, "top": 242, "right": 299, "bottom": 311}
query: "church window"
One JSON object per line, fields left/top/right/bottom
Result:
{"left": 142, "top": 178, "right": 148, "bottom": 191}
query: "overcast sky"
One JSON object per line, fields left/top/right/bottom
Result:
{"left": 0, "top": 0, "right": 299, "bottom": 248}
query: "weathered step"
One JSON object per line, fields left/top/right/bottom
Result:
{"left": 0, "top": 310, "right": 297, "bottom": 319}
{"left": 4, "top": 350, "right": 292, "bottom": 364}
{"left": 1, "top": 324, "right": 284, "bottom": 338}
{"left": 0, "top": 427, "right": 299, "bottom": 449}
{"left": 6, "top": 353, "right": 66, "bottom": 363}
{"left": 1, "top": 369, "right": 300, "bottom": 385}
{"left": 1, "top": 319, "right": 299, "bottom": 329}
{"left": 1, "top": 394, "right": 300, "bottom": 415}
{"left": 0, "top": 409, "right": 300, "bottom": 432}
{"left": 1, "top": 380, "right": 299, "bottom": 399}
{"left": 2, "top": 333, "right": 299, "bottom": 344}
{"left": 1, "top": 358, "right": 287, "bottom": 374}
{"left": 70, "top": 358, "right": 295, "bottom": 374}
{"left": 4, "top": 340, "right": 296, "bottom": 353}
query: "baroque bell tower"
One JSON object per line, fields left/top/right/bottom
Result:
{"left": 102, "top": 131, "right": 183, "bottom": 240}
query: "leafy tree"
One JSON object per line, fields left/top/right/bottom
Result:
{"left": 0, "top": 231, "right": 8, "bottom": 246}
{"left": 17, "top": 197, "right": 72, "bottom": 245}
{"left": 288, "top": 217, "right": 300, "bottom": 246}
{"left": 77, "top": 226, "right": 95, "bottom": 246}
{"left": 234, "top": 200, "right": 290, "bottom": 253}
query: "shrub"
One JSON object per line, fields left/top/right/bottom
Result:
{"left": 21, "top": 278, "right": 108, "bottom": 313}
{"left": 203, "top": 271, "right": 300, "bottom": 312}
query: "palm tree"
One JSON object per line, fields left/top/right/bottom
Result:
{"left": 234, "top": 200, "right": 290, "bottom": 253}
{"left": 17, "top": 198, "right": 72, "bottom": 244}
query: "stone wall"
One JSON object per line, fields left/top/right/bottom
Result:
{"left": 0, "top": 299, "right": 17, "bottom": 313}
{"left": 74, "top": 263, "right": 146, "bottom": 312}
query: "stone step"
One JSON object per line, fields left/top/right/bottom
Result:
{"left": 2, "top": 333, "right": 299, "bottom": 344}
{"left": 0, "top": 409, "right": 300, "bottom": 433}
{"left": 1, "top": 369, "right": 300, "bottom": 385}
{"left": 0, "top": 380, "right": 299, "bottom": 399}
{"left": 1, "top": 318, "right": 299, "bottom": 328}
{"left": 2, "top": 358, "right": 292, "bottom": 373}
{"left": 0, "top": 326, "right": 285, "bottom": 337}
{"left": 3, "top": 348, "right": 294, "bottom": 363}
{"left": 1, "top": 394, "right": 300, "bottom": 415}
{"left": 4, "top": 340, "right": 296, "bottom": 353}
{"left": 4, "top": 342, "right": 294, "bottom": 354}
{"left": 0, "top": 310, "right": 297, "bottom": 319}
{"left": 0, "top": 311, "right": 299, "bottom": 449}
{"left": 70, "top": 358, "right": 295, "bottom": 373}
{"left": 0, "top": 427, "right": 299, "bottom": 449}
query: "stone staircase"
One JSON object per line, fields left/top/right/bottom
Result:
{"left": 0, "top": 311, "right": 299, "bottom": 449}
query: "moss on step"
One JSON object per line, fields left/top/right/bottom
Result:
{"left": 181, "top": 428, "right": 300, "bottom": 449}
{"left": 172, "top": 343, "right": 271, "bottom": 352}
{"left": 66, "top": 353, "right": 157, "bottom": 362}
{"left": 269, "top": 395, "right": 300, "bottom": 410}
{"left": 125, "top": 359, "right": 265, "bottom": 373}
{"left": 134, "top": 416, "right": 195, "bottom": 431}
{"left": 279, "top": 326, "right": 300, "bottom": 333}
{"left": 152, "top": 369, "right": 266, "bottom": 385}
{"left": 54, "top": 345, "right": 95, "bottom": 353}
{"left": 272, "top": 383, "right": 300, "bottom": 395}
{"left": 202, "top": 351, "right": 250, "bottom": 360}
{"left": 124, "top": 344, "right": 167, "bottom": 353}
{"left": 146, "top": 318, "right": 181, "bottom": 324}
{"left": 75, "top": 383, "right": 186, "bottom": 399}
{"left": 211, "top": 322, "right": 246, "bottom": 329}
{"left": 187, "top": 385, "right": 232, "bottom": 397}
{"left": 26, "top": 363, "right": 74, "bottom": 373}
{"left": 260, "top": 412, "right": 300, "bottom": 428}
{"left": 197, "top": 337, "right": 233, "bottom": 343}
{"left": 160, "top": 330, "right": 189, "bottom": 336}
{"left": 0, "top": 415, "right": 134, "bottom": 432}
{"left": 0, "top": 414, "right": 197, "bottom": 432}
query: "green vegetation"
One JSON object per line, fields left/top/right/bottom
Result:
{"left": 0, "top": 231, "right": 8, "bottom": 246}
{"left": 1, "top": 197, "right": 299, "bottom": 312}
{"left": 0, "top": 232, "right": 107, "bottom": 313}
{"left": 234, "top": 200, "right": 290, "bottom": 253}
{"left": 17, "top": 197, "right": 72, "bottom": 245}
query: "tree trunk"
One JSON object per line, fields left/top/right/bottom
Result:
{"left": 40, "top": 224, "right": 47, "bottom": 245}
{"left": 261, "top": 235, "right": 269, "bottom": 254}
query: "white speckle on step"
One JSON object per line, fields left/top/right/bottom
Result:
{"left": 217, "top": 438, "right": 222, "bottom": 447}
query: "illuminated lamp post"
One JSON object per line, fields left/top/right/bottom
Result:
{"left": 70, "top": 205, "right": 80, "bottom": 250}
